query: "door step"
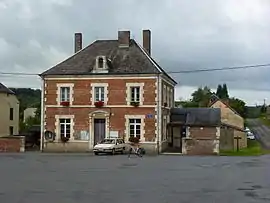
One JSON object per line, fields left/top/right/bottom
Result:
{"left": 161, "top": 152, "right": 183, "bottom": 155}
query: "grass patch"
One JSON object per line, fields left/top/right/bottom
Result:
{"left": 259, "top": 114, "right": 270, "bottom": 127}
{"left": 220, "top": 139, "right": 270, "bottom": 156}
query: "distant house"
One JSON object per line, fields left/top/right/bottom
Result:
{"left": 209, "top": 95, "right": 247, "bottom": 150}
{"left": 167, "top": 108, "right": 221, "bottom": 155}
{"left": 39, "top": 29, "right": 177, "bottom": 153}
{"left": 0, "top": 83, "right": 20, "bottom": 136}
{"left": 23, "top": 108, "right": 37, "bottom": 122}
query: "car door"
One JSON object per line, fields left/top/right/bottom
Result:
{"left": 116, "top": 139, "right": 123, "bottom": 151}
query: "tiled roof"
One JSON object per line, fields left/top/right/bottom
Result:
{"left": 0, "top": 83, "right": 14, "bottom": 94}
{"left": 170, "top": 108, "right": 221, "bottom": 126}
{"left": 40, "top": 39, "right": 177, "bottom": 84}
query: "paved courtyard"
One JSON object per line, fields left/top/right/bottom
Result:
{"left": 1, "top": 153, "right": 270, "bottom": 203}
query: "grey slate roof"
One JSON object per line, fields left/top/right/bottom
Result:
{"left": 0, "top": 83, "right": 14, "bottom": 94}
{"left": 40, "top": 39, "right": 176, "bottom": 84}
{"left": 170, "top": 108, "right": 221, "bottom": 126}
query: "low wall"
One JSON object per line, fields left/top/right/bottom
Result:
{"left": 43, "top": 141, "right": 89, "bottom": 152}
{"left": 43, "top": 141, "right": 158, "bottom": 154}
{"left": 182, "top": 138, "right": 219, "bottom": 155}
{"left": 0, "top": 136, "right": 25, "bottom": 152}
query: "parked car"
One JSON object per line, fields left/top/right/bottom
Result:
{"left": 247, "top": 132, "right": 255, "bottom": 140}
{"left": 93, "top": 138, "right": 126, "bottom": 155}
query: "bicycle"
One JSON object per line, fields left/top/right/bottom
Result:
{"left": 127, "top": 144, "right": 144, "bottom": 158}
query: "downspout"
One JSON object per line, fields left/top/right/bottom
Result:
{"left": 40, "top": 77, "right": 45, "bottom": 152}
{"left": 157, "top": 73, "right": 162, "bottom": 154}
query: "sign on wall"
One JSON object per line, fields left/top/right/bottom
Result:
{"left": 109, "top": 131, "right": 119, "bottom": 138}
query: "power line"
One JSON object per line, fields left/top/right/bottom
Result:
{"left": 167, "top": 63, "right": 270, "bottom": 74}
{"left": 0, "top": 63, "right": 270, "bottom": 76}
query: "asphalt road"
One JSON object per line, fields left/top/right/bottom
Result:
{"left": 246, "top": 119, "right": 270, "bottom": 149}
{"left": 0, "top": 153, "right": 270, "bottom": 203}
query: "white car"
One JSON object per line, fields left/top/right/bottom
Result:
{"left": 93, "top": 138, "right": 126, "bottom": 155}
{"left": 247, "top": 132, "right": 255, "bottom": 140}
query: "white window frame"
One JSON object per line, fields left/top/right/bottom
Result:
{"left": 163, "top": 85, "right": 166, "bottom": 106}
{"left": 55, "top": 115, "right": 74, "bottom": 140}
{"left": 130, "top": 86, "right": 140, "bottom": 102}
{"left": 59, "top": 118, "right": 71, "bottom": 138}
{"left": 95, "top": 56, "right": 106, "bottom": 69}
{"left": 167, "top": 87, "right": 170, "bottom": 107}
{"left": 56, "top": 83, "right": 74, "bottom": 106}
{"left": 94, "top": 86, "right": 105, "bottom": 102}
{"left": 126, "top": 83, "right": 144, "bottom": 105}
{"left": 125, "top": 115, "right": 145, "bottom": 142}
{"left": 162, "top": 116, "right": 167, "bottom": 140}
{"left": 60, "top": 87, "right": 70, "bottom": 102}
{"left": 129, "top": 118, "right": 141, "bottom": 139}
{"left": 90, "top": 83, "right": 108, "bottom": 105}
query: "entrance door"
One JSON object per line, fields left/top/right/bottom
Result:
{"left": 93, "top": 119, "right": 106, "bottom": 145}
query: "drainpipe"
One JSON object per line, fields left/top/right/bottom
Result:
{"left": 156, "top": 73, "right": 162, "bottom": 155}
{"left": 40, "top": 77, "right": 45, "bottom": 152}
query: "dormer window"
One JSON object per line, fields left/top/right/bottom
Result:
{"left": 98, "top": 57, "right": 104, "bottom": 69}
{"left": 93, "top": 56, "right": 108, "bottom": 73}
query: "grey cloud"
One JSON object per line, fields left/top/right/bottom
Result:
{"left": 0, "top": 0, "right": 270, "bottom": 91}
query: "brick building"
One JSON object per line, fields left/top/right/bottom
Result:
{"left": 40, "top": 29, "right": 177, "bottom": 153}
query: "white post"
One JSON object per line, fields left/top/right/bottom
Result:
{"left": 40, "top": 78, "right": 45, "bottom": 151}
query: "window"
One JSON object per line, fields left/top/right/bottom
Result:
{"left": 94, "top": 87, "right": 105, "bottom": 102}
{"left": 98, "top": 57, "right": 104, "bottom": 69}
{"left": 9, "top": 108, "right": 13, "bottom": 120}
{"left": 9, "top": 126, "right": 13, "bottom": 135}
{"left": 129, "top": 119, "right": 141, "bottom": 139}
{"left": 162, "top": 116, "right": 167, "bottom": 140}
{"left": 130, "top": 87, "right": 140, "bottom": 102}
{"left": 59, "top": 119, "right": 71, "bottom": 138}
{"left": 163, "top": 85, "right": 167, "bottom": 104}
{"left": 60, "top": 87, "right": 70, "bottom": 102}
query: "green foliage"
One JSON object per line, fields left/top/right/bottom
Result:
{"left": 216, "top": 83, "right": 229, "bottom": 99}
{"left": 175, "top": 100, "right": 199, "bottom": 108}
{"left": 191, "top": 86, "right": 213, "bottom": 107}
{"left": 9, "top": 88, "right": 41, "bottom": 132}
{"left": 220, "top": 140, "right": 270, "bottom": 156}
{"left": 178, "top": 83, "right": 247, "bottom": 118}
{"left": 228, "top": 97, "right": 246, "bottom": 117}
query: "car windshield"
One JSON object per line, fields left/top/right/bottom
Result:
{"left": 101, "top": 139, "right": 115, "bottom": 144}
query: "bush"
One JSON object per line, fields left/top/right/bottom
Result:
{"left": 128, "top": 137, "right": 140, "bottom": 143}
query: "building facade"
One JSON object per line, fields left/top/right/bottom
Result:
{"left": 40, "top": 30, "right": 177, "bottom": 153}
{"left": 209, "top": 96, "right": 247, "bottom": 149}
{"left": 0, "top": 83, "right": 20, "bottom": 137}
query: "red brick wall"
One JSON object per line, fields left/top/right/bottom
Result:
{"left": 44, "top": 78, "right": 157, "bottom": 142}
{"left": 0, "top": 137, "right": 24, "bottom": 152}
{"left": 45, "top": 107, "right": 156, "bottom": 141}
{"left": 45, "top": 78, "right": 157, "bottom": 105}
{"left": 189, "top": 127, "right": 217, "bottom": 139}
{"left": 184, "top": 127, "right": 218, "bottom": 155}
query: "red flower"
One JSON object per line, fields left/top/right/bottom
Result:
{"left": 94, "top": 101, "right": 104, "bottom": 108}
{"left": 60, "top": 101, "right": 70, "bottom": 106}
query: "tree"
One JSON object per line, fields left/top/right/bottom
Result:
{"left": 228, "top": 97, "right": 246, "bottom": 117}
{"left": 216, "top": 83, "right": 229, "bottom": 99}
{"left": 221, "top": 83, "right": 229, "bottom": 99}
{"left": 191, "top": 86, "right": 213, "bottom": 107}
{"left": 216, "top": 84, "right": 223, "bottom": 98}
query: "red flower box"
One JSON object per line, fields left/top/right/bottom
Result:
{"left": 60, "top": 101, "right": 70, "bottom": 106}
{"left": 94, "top": 101, "right": 104, "bottom": 108}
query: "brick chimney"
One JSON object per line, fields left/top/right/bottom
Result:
{"left": 118, "top": 30, "right": 130, "bottom": 48}
{"left": 143, "top": 29, "right": 151, "bottom": 55}
{"left": 74, "top": 33, "right": 82, "bottom": 53}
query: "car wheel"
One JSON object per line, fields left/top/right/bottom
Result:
{"left": 111, "top": 149, "right": 115, "bottom": 155}
{"left": 94, "top": 152, "right": 99, "bottom": 155}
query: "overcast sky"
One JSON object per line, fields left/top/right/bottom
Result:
{"left": 0, "top": 0, "right": 270, "bottom": 105}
